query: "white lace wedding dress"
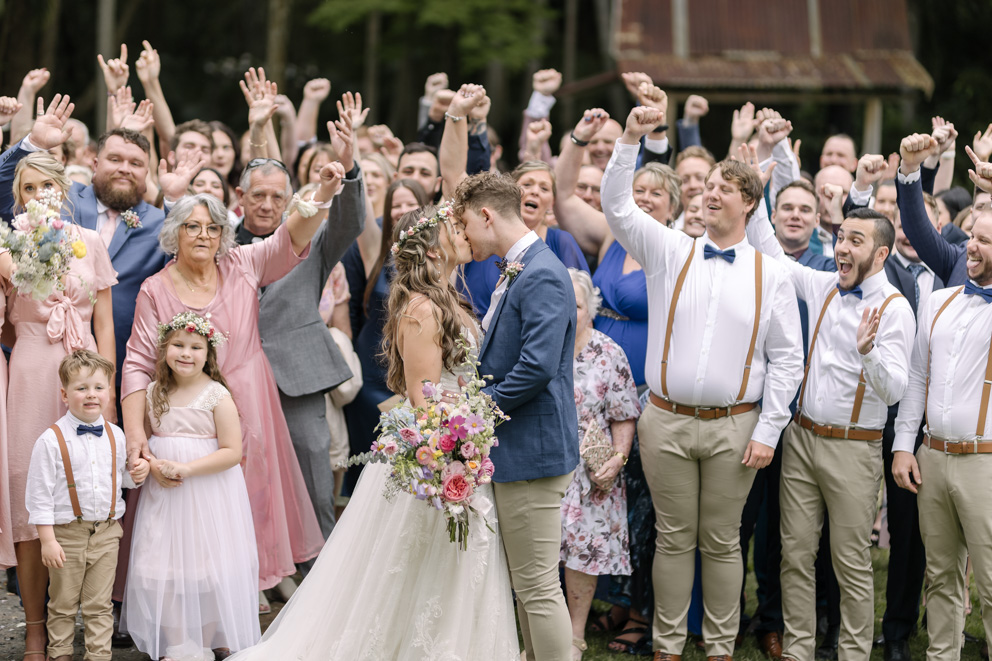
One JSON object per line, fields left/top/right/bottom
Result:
{"left": 229, "top": 330, "right": 519, "bottom": 661}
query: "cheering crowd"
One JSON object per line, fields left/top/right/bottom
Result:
{"left": 0, "top": 37, "right": 990, "bottom": 661}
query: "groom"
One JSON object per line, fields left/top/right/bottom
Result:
{"left": 454, "top": 172, "right": 579, "bottom": 661}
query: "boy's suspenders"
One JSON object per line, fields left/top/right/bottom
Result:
{"left": 49, "top": 423, "right": 118, "bottom": 522}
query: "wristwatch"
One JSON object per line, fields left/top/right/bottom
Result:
{"left": 614, "top": 451, "right": 628, "bottom": 466}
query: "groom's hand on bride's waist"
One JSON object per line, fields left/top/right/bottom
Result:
{"left": 439, "top": 377, "right": 468, "bottom": 404}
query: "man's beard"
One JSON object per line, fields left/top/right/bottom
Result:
{"left": 93, "top": 175, "right": 142, "bottom": 211}
{"left": 849, "top": 251, "right": 876, "bottom": 288}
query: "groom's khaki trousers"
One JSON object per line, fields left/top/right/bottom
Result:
{"left": 638, "top": 401, "right": 760, "bottom": 657}
{"left": 494, "top": 472, "right": 574, "bottom": 661}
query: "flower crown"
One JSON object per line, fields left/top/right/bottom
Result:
{"left": 158, "top": 311, "right": 227, "bottom": 348}
{"left": 390, "top": 202, "right": 454, "bottom": 256}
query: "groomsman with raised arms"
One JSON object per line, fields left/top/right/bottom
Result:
{"left": 892, "top": 143, "right": 992, "bottom": 661}
{"left": 601, "top": 96, "right": 804, "bottom": 661}
{"left": 744, "top": 149, "right": 916, "bottom": 661}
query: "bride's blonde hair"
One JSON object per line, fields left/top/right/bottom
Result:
{"left": 382, "top": 204, "right": 475, "bottom": 395}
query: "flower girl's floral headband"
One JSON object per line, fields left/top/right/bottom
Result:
{"left": 390, "top": 202, "right": 454, "bottom": 256}
{"left": 158, "top": 311, "right": 227, "bottom": 348}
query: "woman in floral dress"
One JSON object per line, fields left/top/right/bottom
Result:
{"left": 561, "top": 269, "right": 640, "bottom": 659}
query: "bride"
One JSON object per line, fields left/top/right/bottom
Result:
{"left": 229, "top": 204, "right": 519, "bottom": 660}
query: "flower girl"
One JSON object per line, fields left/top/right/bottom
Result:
{"left": 122, "top": 311, "right": 259, "bottom": 660}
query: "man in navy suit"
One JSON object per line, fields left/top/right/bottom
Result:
{"left": 454, "top": 171, "right": 579, "bottom": 661}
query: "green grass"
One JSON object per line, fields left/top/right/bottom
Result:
{"left": 569, "top": 547, "right": 988, "bottom": 661}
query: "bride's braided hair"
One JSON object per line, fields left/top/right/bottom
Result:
{"left": 382, "top": 204, "right": 475, "bottom": 396}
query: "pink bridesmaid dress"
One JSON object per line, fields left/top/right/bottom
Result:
{"left": 121, "top": 223, "right": 323, "bottom": 590}
{"left": 6, "top": 225, "right": 117, "bottom": 543}
{"left": 0, "top": 264, "right": 15, "bottom": 568}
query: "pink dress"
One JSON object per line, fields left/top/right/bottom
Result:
{"left": 121, "top": 223, "right": 324, "bottom": 589}
{"left": 0, "top": 269, "right": 14, "bottom": 567}
{"left": 6, "top": 226, "right": 117, "bottom": 543}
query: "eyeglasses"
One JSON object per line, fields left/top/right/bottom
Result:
{"left": 245, "top": 158, "right": 290, "bottom": 176}
{"left": 181, "top": 223, "right": 224, "bottom": 239}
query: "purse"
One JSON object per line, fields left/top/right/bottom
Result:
{"left": 579, "top": 424, "right": 617, "bottom": 490}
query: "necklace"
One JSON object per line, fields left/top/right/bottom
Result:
{"left": 175, "top": 264, "right": 213, "bottom": 293}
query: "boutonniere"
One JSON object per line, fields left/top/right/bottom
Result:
{"left": 121, "top": 209, "right": 141, "bottom": 231}
{"left": 497, "top": 260, "right": 525, "bottom": 282}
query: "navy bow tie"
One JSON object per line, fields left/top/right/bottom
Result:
{"left": 703, "top": 245, "right": 736, "bottom": 263}
{"left": 837, "top": 284, "right": 863, "bottom": 299}
{"left": 76, "top": 424, "right": 104, "bottom": 437}
{"left": 964, "top": 281, "right": 992, "bottom": 303}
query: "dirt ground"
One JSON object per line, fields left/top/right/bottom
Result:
{"left": 0, "top": 571, "right": 284, "bottom": 660}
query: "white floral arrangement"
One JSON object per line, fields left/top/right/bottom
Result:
{"left": 157, "top": 310, "right": 227, "bottom": 348}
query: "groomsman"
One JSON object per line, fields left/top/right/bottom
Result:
{"left": 892, "top": 147, "right": 992, "bottom": 661}
{"left": 746, "top": 176, "right": 916, "bottom": 661}
{"left": 602, "top": 102, "right": 804, "bottom": 661}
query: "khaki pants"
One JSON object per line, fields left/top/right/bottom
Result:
{"left": 917, "top": 445, "right": 992, "bottom": 661}
{"left": 638, "top": 401, "right": 760, "bottom": 656}
{"left": 779, "top": 423, "right": 881, "bottom": 661}
{"left": 47, "top": 519, "right": 123, "bottom": 661}
{"left": 494, "top": 472, "right": 574, "bottom": 661}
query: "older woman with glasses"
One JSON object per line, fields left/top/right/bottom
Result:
{"left": 120, "top": 162, "right": 344, "bottom": 606}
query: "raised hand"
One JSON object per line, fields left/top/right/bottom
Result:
{"left": 159, "top": 149, "right": 206, "bottom": 201}
{"left": 274, "top": 94, "right": 297, "bottom": 123}
{"left": 97, "top": 43, "right": 129, "bottom": 92}
{"left": 931, "top": 116, "right": 958, "bottom": 154}
{"left": 29, "top": 95, "right": 74, "bottom": 150}
{"left": 0, "top": 97, "right": 23, "bottom": 126}
{"left": 854, "top": 153, "right": 888, "bottom": 190}
{"left": 240, "top": 67, "right": 278, "bottom": 129}
{"left": 303, "top": 78, "right": 332, "bottom": 103}
{"left": 966, "top": 145, "right": 992, "bottom": 195}
{"left": 791, "top": 138, "right": 802, "bottom": 169}
{"left": 447, "top": 83, "right": 487, "bottom": 118}
{"left": 121, "top": 99, "right": 155, "bottom": 133}
{"left": 336, "top": 91, "right": 370, "bottom": 130}
{"left": 636, "top": 83, "right": 668, "bottom": 119}
{"left": 973, "top": 123, "right": 992, "bottom": 162}
{"left": 317, "top": 160, "right": 347, "bottom": 200}
{"left": 731, "top": 101, "right": 757, "bottom": 143}
{"left": 135, "top": 40, "right": 161, "bottom": 85}
{"left": 424, "top": 72, "right": 449, "bottom": 101}
{"left": 532, "top": 68, "right": 562, "bottom": 96}
{"left": 682, "top": 94, "right": 709, "bottom": 125}
{"left": 857, "top": 306, "right": 880, "bottom": 355}
{"left": 108, "top": 86, "right": 136, "bottom": 129}
{"left": 882, "top": 152, "right": 901, "bottom": 181}
{"left": 755, "top": 107, "right": 782, "bottom": 124}
{"left": 328, "top": 112, "right": 355, "bottom": 173}
{"left": 621, "top": 72, "right": 652, "bottom": 100}
{"left": 428, "top": 89, "right": 455, "bottom": 123}
{"left": 19, "top": 68, "right": 50, "bottom": 96}
{"left": 469, "top": 94, "right": 492, "bottom": 122}
{"left": 572, "top": 108, "right": 610, "bottom": 144}
{"left": 899, "top": 132, "right": 939, "bottom": 175}
{"left": 758, "top": 117, "right": 793, "bottom": 146}
{"left": 737, "top": 143, "right": 776, "bottom": 189}
{"left": 621, "top": 106, "right": 663, "bottom": 145}
{"left": 819, "top": 182, "right": 845, "bottom": 226}
{"left": 524, "top": 119, "right": 552, "bottom": 159}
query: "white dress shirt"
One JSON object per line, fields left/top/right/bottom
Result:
{"left": 481, "top": 231, "right": 539, "bottom": 333}
{"left": 601, "top": 140, "right": 804, "bottom": 448}
{"left": 894, "top": 283, "right": 992, "bottom": 452}
{"left": 25, "top": 412, "right": 135, "bottom": 525}
{"left": 746, "top": 214, "right": 916, "bottom": 429}
{"left": 95, "top": 199, "right": 118, "bottom": 235}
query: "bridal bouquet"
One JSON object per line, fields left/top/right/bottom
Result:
{"left": 0, "top": 189, "right": 85, "bottom": 300}
{"left": 358, "top": 345, "right": 509, "bottom": 549}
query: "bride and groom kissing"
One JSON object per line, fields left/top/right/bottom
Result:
{"left": 230, "top": 171, "right": 580, "bottom": 660}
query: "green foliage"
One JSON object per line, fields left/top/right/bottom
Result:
{"left": 307, "top": 0, "right": 551, "bottom": 72}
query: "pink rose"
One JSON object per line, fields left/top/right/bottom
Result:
{"left": 51, "top": 219, "right": 64, "bottom": 230}
{"left": 442, "top": 460, "right": 465, "bottom": 479}
{"left": 381, "top": 439, "right": 398, "bottom": 456}
{"left": 416, "top": 446, "right": 434, "bottom": 466}
{"left": 438, "top": 434, "right": 457, "bottom": 453}
{"left": 459, "top": 441, "right": 478, "bottom": 459}
{"left": 442, "top": 474, "right": 473, "bottom": 503}
{"left": 399, "top": 427, "right": 422, "bottom": 444}
{"left": 480, "top": 457, "right": 495, "bottom": 478}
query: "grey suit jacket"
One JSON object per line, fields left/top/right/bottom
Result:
{"left": 258, "top": 170, "right": 366, "bottom": 397}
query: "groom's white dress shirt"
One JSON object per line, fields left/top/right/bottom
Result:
{"left": 481, "top": 230, "right": 539, "bottom": 333}
{"left": 601, "top": 140, "right": 804, "bottom": 448}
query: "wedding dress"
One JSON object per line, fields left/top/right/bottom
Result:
{"left": 229, "top": 329, "right": 520, "bottom": 661}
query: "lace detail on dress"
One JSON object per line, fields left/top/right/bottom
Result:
{"left": 188, "top": 381, "right": 231, "bottom": 412}
{"left": 411, "top": 596, "right": 462, "bottom": 661}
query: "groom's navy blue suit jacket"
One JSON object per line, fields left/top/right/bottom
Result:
{"left": 477, "top": 239, "right": 580, "bottom": 483}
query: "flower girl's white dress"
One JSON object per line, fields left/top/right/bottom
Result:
{"left": 230, "top": 332, "right": 519, "bottom": 661}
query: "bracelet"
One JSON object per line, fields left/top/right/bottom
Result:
{"left": 307, "top": 191, "right": 334, "bottom": 209}
{"left": 444, "top": 112, "right": 464, "bottom": 123}
{"left": 250, "top": 139, "right": 268, "bottom": 148}
{"left": 569, "top": 131, "right": 590, "bottom": 147}
{"left": 614, "top": 451, "right": 628, "bottom": 466}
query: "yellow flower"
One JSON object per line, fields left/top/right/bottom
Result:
{"left": 71, "top": 240, "right": 87, "bottom": 259}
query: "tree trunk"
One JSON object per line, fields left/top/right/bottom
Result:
{"left": 363, "top": 10, "right": 381, "bottom": 125}
{"left": 266, "top": 0, "right": 292, "bottom": 90}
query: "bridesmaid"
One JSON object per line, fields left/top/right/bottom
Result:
{"left": 0, "top": 249, "right": 14, "bottom": 575}
{"left": 5, "top": 152, "right": 117, "bottom": 659}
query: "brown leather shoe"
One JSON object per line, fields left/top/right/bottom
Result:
{"left": 653, "top": 653, "right": 682, "bottom": 661}
{"left": 761, "top": 632, "right": 783, "bottom": 660}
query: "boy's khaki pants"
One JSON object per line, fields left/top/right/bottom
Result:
{"left": 47, "top": 519, "right": 122, "bottom": 661}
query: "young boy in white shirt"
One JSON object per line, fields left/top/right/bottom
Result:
{"left": 25, "top": 350, "right": 149, "bottom": 661}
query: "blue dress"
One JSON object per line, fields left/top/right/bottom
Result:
{"left": 592, "top": 241, "right": 649, "bottom": 387}
{"left": 460, "top": 228, "right": 590, "bottom": 318}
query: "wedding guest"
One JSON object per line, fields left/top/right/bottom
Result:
{"left": 210, "top": 121, "right": 243, "bottom": 190}
{"left": 602, "top": 106, "right": 803, "bottom": 661}
{"left": 360, "top": 152, "right": 394, "bottom": 220}
{"left": 562, "top": 269, "right": 640, "bottom": 660}
{"left": 120, "top": 184, "right": 335, "bottom": 607}
{"left": 2, "top": 150, "right": 117, "bottom": 659}
{"left": 0, "top": 251, "right": 13, "bottom": 577}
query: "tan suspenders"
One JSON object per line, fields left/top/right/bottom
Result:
{"left": 796, "top": 289, "right": 903, "bottom": 426}
{"left": 49, "top": 423, "right": 118, "bottom": 522}
{"left": 659, "top": 240, "right": 763, "bottom": 404}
